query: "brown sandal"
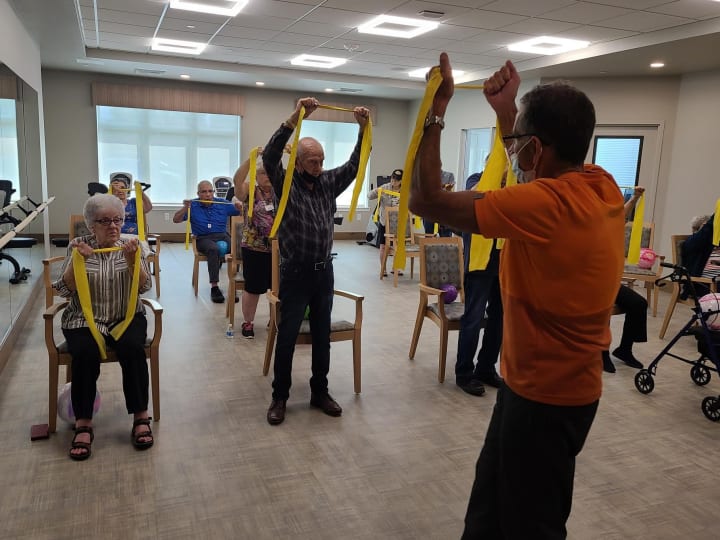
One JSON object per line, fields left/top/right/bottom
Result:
{"left": 131, "top": 418, "right": 154, "bottom": 450}
{"left": 69, "top": 426, "right": 94, "bottom": 461}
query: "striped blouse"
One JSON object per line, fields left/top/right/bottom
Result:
{"left": 53, "top": 235, "right": 152, "bottom": 333}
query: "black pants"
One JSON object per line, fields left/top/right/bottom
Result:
{"left": 462, "top": 384, "right": 598, "bottom": 540}
{"left": 196, "top": 232, "right": 230, "bottom": 283}
{"left": 272, "top": 261, "right": 334, "bottom": 401}
{"left": 616, "top": 284, "right": 648, "bottom": 345}
{"left": 62, "top": 313, "right": 149, "bottom": 420}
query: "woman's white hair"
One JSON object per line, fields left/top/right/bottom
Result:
{"left": 690, "top": 214, "right": 711, "bottom": 233}
{"left": 83, "top": 193, "right": 125, "bottom": 228}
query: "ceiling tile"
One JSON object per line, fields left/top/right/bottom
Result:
{"left": 161, "top": 16, "right": 228, "bottom": 35}
{"left": 584, "top": 0, "right": 676, "bottom": 8}
{"left": 242, "top": 0, "right": 316, "bottom": 20}
{"left": 95, "top": 8, "right": 160, "bottom": 26}
{"left": 215, "top": 25, "right": 274, "bottom": 41}
{"left": 443, "top": 9, "right": 528, "bottom": 30}
{"left": 272, "top": 32, "right": 334, "bottom": 47}
{"left": 499, "top": 18, "right": 582, "bottom": 35}
{"left": 102, "top": 0, "right": 165, "bottom": 17}
{"left": 322, "top": 0, "right": 406, "bottom": 12}
{"left": 648, "top": 0, "right": 720, "bottom": 20}
{"left": 480, "top": 0, "right": 577, "bottom": 17}
{"left": 541, "top": 2, "right": 634, "bottom": 24}
{"left": 558, "top": 25, "right": 639, "bottom": 43}
{"left": 385, "top": 1, "right": 473, "bottom": 21}
{"left": 224, "top": 15, "right": 296, "bottom": 32}
{"left": 597, "top": 10, "right": 694, "bottom": 32}
{"left": 284, "top": 20, "right": 351, "bottom": 38}
{"left": 211, "top": 36, "right": 267, "bottom": 49}
{"left": 300, "top": 7, "right": 376, "bottom": 28}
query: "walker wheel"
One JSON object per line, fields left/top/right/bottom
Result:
{"left": 690, "top": 364, "right": 711, "bottom": 386}
{"left": 701, "top": 396, "right": 720, "bottom": 422}
{"left": 635, "top": 370, "right": 654, "bottom": 394}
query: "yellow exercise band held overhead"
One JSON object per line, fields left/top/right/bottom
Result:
{"left": 269, "top": 103, "right": 373, "bottom": 238}
{"left": 247, "top": 146, "right": 259, "bottom": 218}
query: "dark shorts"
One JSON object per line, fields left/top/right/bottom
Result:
{"left": 377, "top": 223, "right": 386, "bottom": 246}
{"left": 241, "top": 247, "right": 272, "bottom": 294}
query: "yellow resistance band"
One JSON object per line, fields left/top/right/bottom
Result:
{"left": 247, "top": 146, "right": 259, "bottom": 218}
{"left": 269, "top": 104, "right": 373, "bottom": 237}
{"left": 133, "top": 182, "right": 146, "bottom": 242}
{"left": 713, "top": 199, "right": 720, "bottom": 246}
{"left": 626, "top": 193, "right": 645, "bottom": 264}
{"left": 72, "top": 246, "right": 141, "bottom": 359}
{"left": 394, "top": 68, "right": 443, "bottom": 270}
{"left": 184, "top": 199, "right": 237, "bottom": 250}
{"left": 372, "top": 187, "right": 401, "bottom": 223}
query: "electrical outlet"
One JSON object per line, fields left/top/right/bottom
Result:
{"left": 164, "top": 212, "right": 170, "bottom": 221}
{"left": 356, "top": 212, "right": 362, "bottom": 221}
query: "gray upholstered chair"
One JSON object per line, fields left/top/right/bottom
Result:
{"left": 408, "top": 236, "right": 466, "bottom": 383}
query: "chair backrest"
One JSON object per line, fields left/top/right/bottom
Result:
{"left": 69, "top": 214, "right": 90, "bottom": 239}
{"left": 624, "top": 222, "right": 654, "bottom": 257}
{"left": 419, "top": 236, "right": 464, "bottom": 291}
{"left": 671, "top": 234, "right": 690, "bottom": 268}
{"left": 214, "top": 176, "right": 233, "bottom": 200}
{"left": 229, "top": 215, "right": 244, "bottom": 265}
{"left": 270, "top": 238, "right": 280, "bottom": 295}
{"left": 87, "top": 182, "right": 108, "bottom": 196}
{"left": 386, "top": 207, "right": 411, "bottom": 239}
{"left": 0, "top": 179, "right": 15, "bottom": 207}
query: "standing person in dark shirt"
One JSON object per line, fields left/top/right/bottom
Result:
{"left": 263, "top": 97, "right": 370, "bottom": 425}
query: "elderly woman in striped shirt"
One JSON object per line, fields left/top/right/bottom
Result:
{"left": 53, "top": 194, "right": 153, "bottom": 460}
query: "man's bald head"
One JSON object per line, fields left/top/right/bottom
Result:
{"left": 296, "top": 137, "right": 325, "bottom": 177}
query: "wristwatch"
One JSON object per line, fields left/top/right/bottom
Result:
{"left": 424, "top": 115, "right": 445, "bottom": 130}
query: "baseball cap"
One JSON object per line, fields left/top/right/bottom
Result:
{"left": 110, "top": 172, "right": 132, "bottom": 187}
{"left": 391, "top": 169, "right": 403, "bottom": 179}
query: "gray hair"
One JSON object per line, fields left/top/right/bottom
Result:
{"left": 691, "top": 214, "right": 711, "bottom": 233}
{"left": 83, "top": 193, "right": 125, "bottom": 228}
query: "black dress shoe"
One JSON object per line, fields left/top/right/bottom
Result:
{"left": 210, "top": 286, "right": 225, "bottom": 304}
{"left": 457, "top": 380, "right": 486, "bottom": 397}
{"left": 310, "top": 393, "right": 342, "bottom": 417}
{"left": 267, "top": 399, "right": 286, "bottom": 425}
{"left": 612, "top": 347, "right": 644, "bottom": 369}
{"left": 602, "top": 350, "right": 616, "bottom": 373}
{"left": 476, "top": 370, "right": 503, "bottom": 388}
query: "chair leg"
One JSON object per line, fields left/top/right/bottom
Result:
{"left": 150, "top": 352, "right": 160, "bottom": 421}
{"left": 380, "top": 245, "right": 389, "bottom": 280}
{"left": 652, "top": 283, "right": 659, "bottom": 317}
{"left": 192, "top": 258, "right": 199, "bottom": 296}
{"left": 226, "top": 281, "right": 234, "bottom": 321}
{"left": 659, "top": 286, "right": 680, "bottom": 339}
{"left": 352, "top": 330, "right": 361, "bottom": 394}
{"left": 438, "top": 324, "right": 449, "bottom": 383}
{"left": 409, "top": 302, "right": 427, "bottom": 359}
{"left": 410, "top": 258, "right": 415, "bottom": 280}
{"left": 49, "top": 356, "right": 59, "bottom": 434}
{"left": 154, "top": 260, "right": 161, "bottom": 298}
{"left": 263, "top": 320, "right": 277, "bottom": 376}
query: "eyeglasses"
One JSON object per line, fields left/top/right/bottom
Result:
{"left": 199, "top": 189, "right": 215, "bottom": 193}
{"left": 502, "top": 132, "right": 537, "bottom": 142}
{"left": 94, "top": 217, "right": 124, "bottom": 226}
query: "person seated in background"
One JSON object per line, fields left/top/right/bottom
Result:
{"left": 53, "top": 194, "right": 154, "bottom": 460}
{"left": 109, "top": 173, "right": 152, "bottom": 235}
{"left": 681, "top": 211, "right": 717, "bottom": 298}
{"left": 173, "top": 180, "right": 243, "bottom": 303}
{"left": 232, "top": 150, "right": 276, "bottom": 339}
{"left": 603, "top": 186, "right": 648, "bottom": 372}
{"left": 368, "top": 168, "right": 402, "bottom": 276}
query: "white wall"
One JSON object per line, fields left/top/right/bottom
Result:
{"left": 0, "top": 0, "right": 41, "bottom": 91}
{"left": 41, "top": 69, "right": 411, "bottom": 234}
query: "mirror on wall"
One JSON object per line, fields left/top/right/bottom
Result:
{"left": 0, "top": 62, "right": 46, "bottom": 346}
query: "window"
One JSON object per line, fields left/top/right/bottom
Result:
{"left": 96, "top": 106, "right": 240, "bottom": 204}
{"left": 592, "top": 136, "right": 643, "bottom": 196}
{"left": 300, "top": 119, "right": 369, "bottom": 208}
{"left": 0, "top": 98, "right": 19, "bottom": 199}
{"left": 459, "top": 128, "right": 493, "bottom": 189}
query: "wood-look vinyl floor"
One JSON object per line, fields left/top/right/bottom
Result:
{"left": 1, "top": 241, "right": 719, "bottom": 540}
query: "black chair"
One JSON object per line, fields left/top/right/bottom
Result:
{"left": 88, "top": 182, "right": 108, "bottom": 196}
{"left": 213, "top": 176, "right": 233, "bottom": 200}
{"left": 0, "top": 179, "right": 37, "bottom": 283}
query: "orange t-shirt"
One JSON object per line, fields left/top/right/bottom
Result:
{"left": 474, "top": 165, "right": 625, "bottom": 406}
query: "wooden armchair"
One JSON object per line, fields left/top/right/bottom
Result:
{"left": 408, "top": 236, "right": 466, "bottom": 383}
{"left": 621, "top": 222, "right": 660, "bottom": 315}
{"left": 262, "top": 239, "right": 363, "bottom": 393}
{"left": 659, "top": 234, "right": 718, "bottom": 338}
{"left": 225, "top": 215, "right": 245, "bottom": 324}
{"left": 191, "top": 236, "right": 208, "bottom": 297}
{"left": 380, "top": 207, "right": 421, "bottom": 287}
{"left": 35, "top": 298, "right": 163, "bottom": 436}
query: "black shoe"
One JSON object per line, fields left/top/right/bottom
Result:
{"left": 602, "top": 350, "right": 616, "bottom": 373}
{"left": 241, "top": 322, "right": 254, "bottom": 339}
{"left": 457, "top": 379, "right": 486, "bottom": 396}
{"left": 310, "top": 393, "right": 342, "bottom": 417}
{"left": 210, "top": 286, "right": 225, "bottom": 303}
{"left": 612, "top": 347, "right": 643, "bottom": 369}
{"left": 475, "top": 370, "right": 503, "bottom": 388}
{"left": 267, "top": 399, "right": 286, "bottom": 425}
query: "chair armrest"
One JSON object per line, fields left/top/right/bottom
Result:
{"left": 419, "top": 284, "right": 443, "bottom": 296}
{"left": 266, "top": 290, "right": 280, "bottom": 305}
{"left": 147, "top": 233, "right": 161, "bottom": 254}
{"left": 141, "top": 298, "right": 163, "bottom": 346}
{"left": 44, "top": 301, "right": 69, "bottom": 352}
{"left": 141, "top": 298, "right": 163, "bottom": 314}
{"left": 333, "top": 289, "right": 364, "bottom": 302}
{"left": 43, "top": 256, "right": 65, "bottom": 266}
{"left": 43, "top": 301, "right": 69, "bottom": 320}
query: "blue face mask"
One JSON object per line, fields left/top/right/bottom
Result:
{"left": 509, "top": 138, "right": 536, "bottom": 184}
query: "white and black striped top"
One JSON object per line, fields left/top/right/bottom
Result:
{"left": 53, "top": 235, "right": 152, "bottom": 333}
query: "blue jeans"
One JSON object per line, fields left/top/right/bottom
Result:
{"left": 272, "top": 260, "right": 334, "bottom": 401}
{"left": 455, "top": 271, "right": 503, "bottom": 384}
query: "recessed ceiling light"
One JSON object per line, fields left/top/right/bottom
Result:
{"left": 358, "top": 15, "right": 438, "bottom": 39}
{"left": 180, "top": 74, "right": 191, "bottom": 79}
{"left": 650, "top": 62, "right": 665, "bottom": 68}
{"left": 508, "top": 36, "right": 589, "bottom": 55}
{"left": 255, "top": 81, "right": 265, "bottom": 86}
{"left": 290, "top": 54, "right": 346, "bottom": 69}
{"left": 169, "top": 0, "right": 248, "bottom": 17}
{"left": 186, "top": 25, "right": 196, "bottom": 29}
{"left": 151, "top": 37, "right": 206, "bottom": 55}
{"left": 408, "top": 67, "right": 465, "bottom": 78}
{"left": 324, "top": 88, "right": 334, "bottom": 93}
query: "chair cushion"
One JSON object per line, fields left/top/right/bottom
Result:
{"left": 6, "top": 237, "right": 37, "bottom": 248}
{"left": 428, "top": 302, "right": 465, "bottom": 321}
{"left": 405, "top": 244, "right": 420, "bottom": 253}
{"left": 299, "top": 319, "right": 355, "bottom": 334}
{"left": 623, "top": 263, "right": 657, "bottom": 276}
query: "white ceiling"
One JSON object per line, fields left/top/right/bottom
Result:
{"left": 11, "top": 0, "right": 720, "bottom": 99}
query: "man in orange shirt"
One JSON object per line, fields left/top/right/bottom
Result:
{"left": 410, "top": 53, "right": 625, "bottom": 539}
